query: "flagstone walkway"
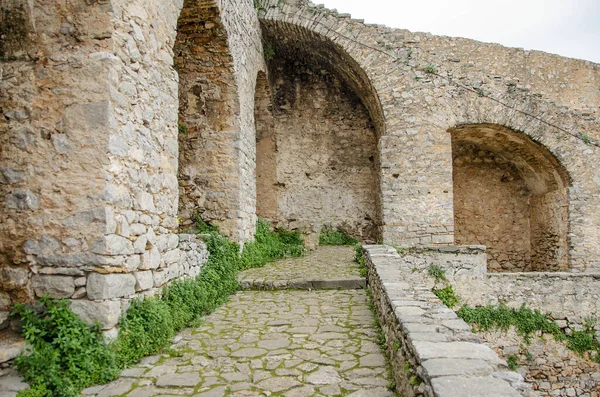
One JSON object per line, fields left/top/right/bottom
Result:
{"left": 84, "top": 247, "right": 395, "bottom": 397}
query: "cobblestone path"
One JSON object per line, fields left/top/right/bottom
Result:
{"left": 84, "top": 248, "right": 395, "bottom": 397}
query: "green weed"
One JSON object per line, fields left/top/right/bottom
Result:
{"left": 319, "top": 225, "right": 358, "bottom": 246}
{"left": 507, "top": 354, "right": 519, "bottom": 370}
{"left": 13, "top": 217, "right": 303, "bottom": 397}
{"left": 354, "top": 244, "right": 367, "bottom": 277}
{"left": 432, "top": 285, "right": 460, "bottom": 309}
{"left": 427, "top": 264, "right": 447, "bottom": 282}
{"left": 424, "top": 64, "right": 437, "bottom": 74}
{"left": 12, "top": 297, "right": 120, "bottom": 397}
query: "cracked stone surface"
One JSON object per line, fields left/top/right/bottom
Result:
{"left": 84, "top": 288, "right": 395, "bottom": 397}
{"left": 238, "top": 246, "right": 365, "bottom": 290}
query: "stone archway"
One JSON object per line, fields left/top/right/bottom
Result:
{"left": 258, "top": 21, "right": 385, "bottom": 243}
{"left": 450, "top": 124, "right": 570, "bottom": 272}
{"left": 174, "top": 2, "right": 241, "bottom": 237}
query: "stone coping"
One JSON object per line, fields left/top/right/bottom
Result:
{"left": 363, "top": 245, "right": 528, "bottom": 397}
{"left": 409, "top": 245, "right": 487, "bottom": 254}
{"left": 486, "top": 272, "right": 600, "bottom": 279}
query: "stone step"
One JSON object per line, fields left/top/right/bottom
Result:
{"left": 238, "top": 276, "right": 366, "bottom": 291}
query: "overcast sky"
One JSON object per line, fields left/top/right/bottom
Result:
{"left": 320, "top": 0, "right": 600, "bottom": 63}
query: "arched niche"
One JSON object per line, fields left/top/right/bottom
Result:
{"left": 450, "top": 124, "right": 570, "bottom": 272}
{"left": 257, "top": 21, "right": 384, "bottom": 243}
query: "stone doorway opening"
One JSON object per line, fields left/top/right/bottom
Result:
{"left": 450, "top": 124, "right": 570, "bottom": 272}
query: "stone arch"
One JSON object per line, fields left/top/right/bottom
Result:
{"left": 450, "top": 123, "right": 570, "bottom": 272}
{"left": 258, "top": 19, "right": 385, "bottom": 243}
{"left": 174, "top": 1, "right": 241, "bottom": 237}
{"left": 439, "top": 90, "right": 600, "bottom": 271}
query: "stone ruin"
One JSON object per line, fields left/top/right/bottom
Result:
{"left": 1, "top": 0, "right": 599, "bottom": 384}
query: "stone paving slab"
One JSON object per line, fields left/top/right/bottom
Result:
{"left": 85, "top": 289, "right": 396, "bottom": 397}
{"left": 238, "top": 246, "right": 365, "bottom": 291}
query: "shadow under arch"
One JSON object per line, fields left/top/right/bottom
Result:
{"left": 260, "top": 19, "right": 386, "bottom": 138}
{"left": 174, "top": 0, "right": 241, "bottom": 237}
{"left": 257, "top": 20, "right": 384, "bottom": 243}
{"left": 450, "top": 123, "right": 571, "bottom": 272}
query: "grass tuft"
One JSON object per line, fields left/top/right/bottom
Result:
{"left": 319, "top": 225, "right": 358, "bottom": 246}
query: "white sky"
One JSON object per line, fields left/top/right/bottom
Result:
{"left": 320, "top": 0, "right": 600, "bottom": 63}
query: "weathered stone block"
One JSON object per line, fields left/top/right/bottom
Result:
{"left": 87, "top": 273, "right": 136, "bottom": 300}
{"left": 32, "top": 275, "right": 75, "bottom": 298}
{"left": 0, "top": 267, "right": 29, "bottom": 289}
{"left": 70, "top": 300, "right": 121, "bottom": 330}
{"left": 0, "top": 292, "right": 12, "bottom": 309}
{"left": 90, "top": 235, "right": 134, "bottom": 256}
{"left": 5, "top": 189, "right": 39, "bottom": 211}
{"left": 134, "top": 270, "right": 153, "bottom": 291}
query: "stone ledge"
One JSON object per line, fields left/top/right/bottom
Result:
{"left": 363, "top": 245, "right": 528, "bottom": 397}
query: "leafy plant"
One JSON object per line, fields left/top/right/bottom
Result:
{"left": 319, "top": 225, "right": 358, "bottom": 246}
{"left": 263, "top": 43, "right": 275, "bottom": 61}
{"left": 12, "top": 297, "right": 120, "bottom": 397}
{"left": 354, "top": 243, "right": 367, "bottom": 277}
{"left": 432, "top": 285, "right": 460, "bottom": 308}
{"left": 178, "top": 123, "right": 189, "bottom": 134}
{"left": 13, "top": 217, "right": 303, "bottom": 396}
{"left": 506, "top": 354, "right": 519, "bottom": 370}
{"left": 427, "top": 264, "right": 447, "bottom": 282}
{"left": 239, "top": 218, "right": 304, "bottom": 270}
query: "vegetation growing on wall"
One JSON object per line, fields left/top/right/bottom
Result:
{"left": 12, "top": 298, "right": 120, "bottom": 397}
{"left": 354, "top": 244, "right": 367, "bottom": 277}
{"left": 319, "top": 225, "right": 358, "bottom": 246}
{"left": 12, "top": 218, "right": 304, "bottom": 397}
{"left": 427, "top": 264, "right": 460, "bottom": 309}
{"left": 457, "top": 304, "right": 600, "bottom": 363}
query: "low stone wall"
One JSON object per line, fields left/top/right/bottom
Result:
{"left": 1, "top": 233, "right": 208, "bottom": 346}
{"left": 363, "top": 245, "right": 527, "bottom": 397}
{"left": 455, "top": 273, "right": 600, "bottom": 331}
{"left": 400, "top": 246, "right": 600, "bottom": 331}
{"left": 398, "top": 245, "right": 487, "bottom": 280}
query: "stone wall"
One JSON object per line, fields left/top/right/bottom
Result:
{"left": 260, "top": 0, "right": 600, "bottom": 271}
{"left": 453, "top": 142, "right": 532, "bottom": 271}
{"left": 363, "top": 245, "right": 527, "bottom": 397}
{"left": 258, "top": 57, "right": 380, "bottom": 241}
{"left": 0, "top": 0, "right": 263, "bottom": 334}
{"left": 481, "top": 328, "right": 600, "bottom": 396}
{"left": 1, "top": 0, "right": 117, "bottom": 320}
{"left": 2, "top": 0, "right": 600, "bottom": 344}
{"left": 397, "top": 247, "right": 600, "bottom": 330}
